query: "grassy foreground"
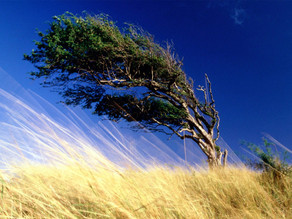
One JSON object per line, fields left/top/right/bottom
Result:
{"left": 0, "top": 75, "right": 290, "bottom": 218}
{"left": 0, "top": 161, "right": 290, "bottom": 218}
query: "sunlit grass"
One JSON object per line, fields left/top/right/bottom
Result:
{"left": 0, "top": 152, "right": 290, "bottom": 218}
{"left": 0, "top": 85, "right": 290, "bottom": 218}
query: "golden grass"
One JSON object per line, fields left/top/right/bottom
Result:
{"left": 1, "top": 67, "right": 292, "bottom": 218}
{"left": 0, "top": 161, "right": 290, "bottom": 218}
{"left": 0, "top": 76, "right": 290, "bottom": 218}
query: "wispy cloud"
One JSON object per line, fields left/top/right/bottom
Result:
{"left": 207, "top": 0, "right": 247, "bottom": 25}
{"left": 231, "top": 8, "right": 246, "bottom": 25}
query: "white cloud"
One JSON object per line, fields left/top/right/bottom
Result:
{"left": 231, "top": 8, "right": 246, "bottom": 25}
{"left": 207, "top": 0, "right": 247, "bottom": 25}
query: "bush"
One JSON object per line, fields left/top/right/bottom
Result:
{"left": 242, "top": 138, "right": 291, "bottom": 181}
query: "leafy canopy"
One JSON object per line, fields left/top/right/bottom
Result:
{"left": 24, "top": 12, "right": 192, "bottom": 131}
{"left": 24, "top": 12, "right": 221, "bottom": 149}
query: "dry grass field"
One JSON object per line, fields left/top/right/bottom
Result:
{"left": 0, "top": 89, "right": 290, "bottom": 218}
{"left": 0, "top": 149, "right": 290, "bottom": 218}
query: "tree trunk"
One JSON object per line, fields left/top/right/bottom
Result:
{"left": 223, "top": 149, "right": 228, "bottom": 167}
{"left": 208, "top": 157, "right": 220, "bottom": 169}
{"left": 207, "top": 149, "right": 220, "bottom": 169}
{"left": 206, "top": 143, "right": 228, "bottom": 169}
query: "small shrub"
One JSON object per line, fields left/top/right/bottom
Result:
{"left": 242, "top": 138, "right": 291, "bottom": 181}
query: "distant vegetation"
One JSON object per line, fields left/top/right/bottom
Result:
{"left": 242, "top": 138, "right": 291, "bottom": 181}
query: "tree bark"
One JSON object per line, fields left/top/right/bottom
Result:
{"left": 205, "top": 141, "right": 228, "bottom": 168}
{"left": 223, "top": 149, "right": 228, "bottom": 167}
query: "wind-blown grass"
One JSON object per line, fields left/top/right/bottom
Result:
{"left": 0, "top": 70, "right": 290, "bottom": 218}
{"left": 0, "top": 126, "right": 290, "bottom": 218}
{"left": 0, "top": 160, "right": 291, "bottom": 218}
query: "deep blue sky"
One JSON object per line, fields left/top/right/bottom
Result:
{"left": 0, "top": 0, "right": 291, "bottom": 155}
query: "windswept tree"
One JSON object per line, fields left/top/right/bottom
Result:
{"left": 24, "top": 12, "right": 228, "bottom": 168}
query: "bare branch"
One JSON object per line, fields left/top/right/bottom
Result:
{"left": 152, "top": 118, "right": 194, "bottom": 140}
{"left": 205, "top": 73, "right": 215, "bottom": 105}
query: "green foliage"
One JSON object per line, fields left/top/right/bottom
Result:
{"left": 23, "top": 12, "right": 191, "bottom": 133}
{"left": 242, "top": 138, "right": 291, "bottom": 179}
{"left": 94, "top": 95, "right": 188, "bottom": 126}
{"left": 24, "top": 12, "right": 184, "bottom": 86}
{"left": 215, "top": 145, "right": 221, "bottom": 153}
